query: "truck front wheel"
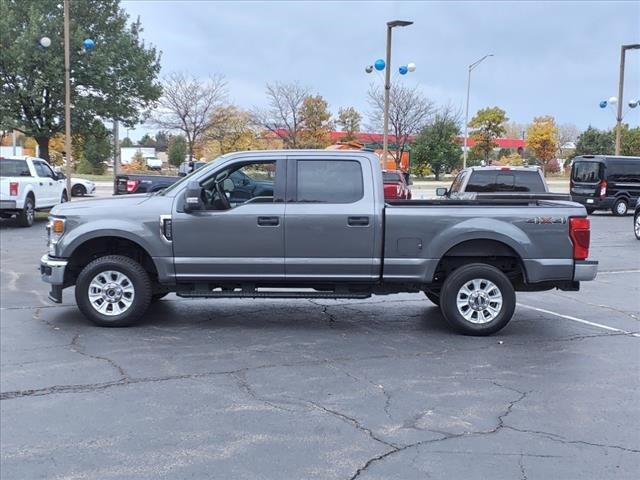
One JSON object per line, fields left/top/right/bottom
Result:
{"left": 75, "top": 255, "right": 152, "bottom": 327}
{"left": 440, "top": 263, "right": 515, "bottom": 336}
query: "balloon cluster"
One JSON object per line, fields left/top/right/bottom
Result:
{"left": 600, "top": 96, "right": 639, "bottom": 109}
{"left": 365, "top": 59, "right": 416, "bottom": 75}
{"left": 38, "top": 36, "right": 95, "bottom": 50}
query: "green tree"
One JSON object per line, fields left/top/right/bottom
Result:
{"left": 412, "top": 112, "right": 462, "bottom": 180}
{"left": 120, "top": 137, "right": 133, "bottom": 147}
{"left": 155, "top": 130, "right": 169, "bottom": 151}
{"left": 574, "top": 126, "right": 614, "bottom": 157}
{"left": 298, "top": 95, "right": 333, "bottom": 148}
{"left": 139, "top": 133, "right": 156, "bottom": 147}
{"left": 620, "top": 124, "right": 640, "bottom": 156}
{"left": 0, "top": 0, "right": 162, "bottom": 161}
{"left": 75, "top": 121, "right": 111, "bottom": 174}
{"left": 168, "top": 135, "right": 187, "bottom": 167}
{"left": 468, "top": 107, "right": 508, "bottom": 162}
{"left": 336, "top": 107, "right": 361, "bottom": 142}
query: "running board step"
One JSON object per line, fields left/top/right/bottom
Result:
{"left": 176, "top": 291, "right": 371, "bottom": 299}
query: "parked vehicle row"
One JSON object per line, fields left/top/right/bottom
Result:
{"left": 41, "top": 150, "right": 597, "bottom": 336}
{"left": 0, "top": 156, "right": 68, "bottom": 227}
{"left": 436, "top": 166, "right": 549, "bottom": 199}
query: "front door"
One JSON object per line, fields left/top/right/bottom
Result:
{"left": 33, "top": 160, "right": 57, "bottom": 206}
{"left": 171, "top": 158, "right": 285, "bottom": 281}
{"left": 284, "top": 156, "right": 377, "bottom": 282}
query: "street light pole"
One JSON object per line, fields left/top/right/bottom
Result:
{"left": 382, "top": 20, "right": 413, "bottom": 164}
{"left": 63, "top": 0, "right": 72, "bottom": 198}
{"left": 462, "top": 54, "right": 493, "bottom": 169}
{"left": 615, "top": 44, "right": 640, "bottom": 155}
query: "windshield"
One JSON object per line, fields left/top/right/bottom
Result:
{"left": 160, "top": 159, "right": 213, "bottom": 195}
{"left": 383, "top": 172, "right": 402, "bottom": 182}
{"left": 0, "top": 159, "right": 30, "bottom": 177}
{"left": 466, "top": 170, "right": 545, "bottom": 193}
{"left": 572, "top": 161, "right": 601, "bottom": 183}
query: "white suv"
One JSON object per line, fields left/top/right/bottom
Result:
{"left": 0, "top": 156, "right": 68, "bottom": 227}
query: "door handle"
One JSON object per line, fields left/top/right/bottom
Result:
{"left": 257, "top": 216, "right": 279, "bottom": 226}
{"left": 348, "top": 216, "right": 369, "bottom": 226}
{"left": 39, "top": 182, "right": 43, "bottom": 186}
{"left": 49, "top": 182, "right": 53, "bottom": 186}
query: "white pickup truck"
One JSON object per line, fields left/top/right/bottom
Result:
{"left": 0, "top": 156, "right": 68, "bottom": 227}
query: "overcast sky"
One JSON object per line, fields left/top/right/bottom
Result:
{"left": 121, "top": 0, "right": 640, "bottom": 139}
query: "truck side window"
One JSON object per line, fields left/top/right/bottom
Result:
{"left": 201, "top": 161, "right": 276, "bottom": 209}
{"left": 33, "top": 161, "right": 53, "bottom": 178}
{"left": 450, "top": 171, "right": 466, "bottom": 193}
{"left": 296, "top": 160, "right": 363, "bottom": 203}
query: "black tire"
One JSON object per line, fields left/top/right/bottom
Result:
{"left": 17, "top": 195, "right": 35, "bottom": 227}
{"left": 440, "top": 263, "right": 516, "bottom": 336}
{"left": 72, "top": 184, "right": 86, "bottom": 197}
{"left": 151, "top": 292, "right": 169, "bottom": 302}
{"left": 75, "top": 255, "right": 152, "bottom": 327}
{"left": 61, "top": 190, "right": 68, "bottom": 203}
{"left": 635, "top": 213, "right": 640, "bottom": 240}
{"left": 586, "top": 207, "right": 596, "bottom": 215}
{"left": 423, "top": 290, "right": 440, "bottom": 306}
{"left": 612, "top": 198, "right": 628, "bottom": 216}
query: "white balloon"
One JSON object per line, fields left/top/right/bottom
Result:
{"left": 40, "top": 37, "right": 51, "bottom": 48}
{"left": 407, "top": 62, "right": 416, "bottom": 72}
{"left": 608, "top": 96, "right": 618, "bottom": 104}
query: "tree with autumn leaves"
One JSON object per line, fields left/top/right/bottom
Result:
{"left": 526, "top": 116, "right": 559, "bottom": 176}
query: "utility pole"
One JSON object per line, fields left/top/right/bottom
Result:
{"left": 615, "top": 44, "right": 640, "bottom": 155}
{"left": 382, "top": 20, "right": 413, "bottom": 164}
{"left": 463, "top": 54, "right": 493, "bottom": 169}
{"left": 113, "top": 120, "right": 119, "bottom": 195}
{"left": 63, "top": 0, "right": 72, "bottom": 198}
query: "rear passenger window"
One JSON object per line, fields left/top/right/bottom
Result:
{"left": 296, "top": 160, "right": 363, "bottom": 203}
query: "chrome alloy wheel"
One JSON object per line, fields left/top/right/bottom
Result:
{"left": 635, "top": 214, "right": 640, "bottom": 239}
{"left": 88, "top": 270, "right": 135, "bottom": 316}
{"left": 456, "top": 278, "right": 503, "bottom": 324}
{"left": 616, "top": 201, "right": 627, "bottom": 215}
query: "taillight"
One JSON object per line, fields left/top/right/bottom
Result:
{"left": 569, "top": 217, "right": 590, "bottom": 260}
{"left": 598, "top": 180, "right": 607, "bottom": 199}
{"left": 126, "top": 180, "right": 140, "bottom": 193}
{"left": 9, "top": 182, "right": 18, "bottom": 196}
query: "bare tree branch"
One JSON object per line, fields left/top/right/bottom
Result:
{"left": 153, "top": 72, "right": 227, "bottom": 160}
{"left": 250, "top": 82, "right": 309, "bottom": 148}
{"left": 367, "top": 83, "right": 435, "bottom": 168}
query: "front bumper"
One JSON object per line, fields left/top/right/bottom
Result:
{"left": 40, "top": 254, "right": 68, "bottom": 303}
{"left": 574, "top": 260, "right": 598, "bottom": 281}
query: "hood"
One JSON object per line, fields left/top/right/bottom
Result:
{"left": 51, "top": 193, "right": 152, "bottom": 215}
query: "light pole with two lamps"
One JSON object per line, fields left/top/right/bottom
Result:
{"left": 463, "top": 54, "right": 493, "bottom": 169}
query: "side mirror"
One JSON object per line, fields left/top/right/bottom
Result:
{"left": 435, "top": 187, "right": 448, "bottom": 197}
{"left": 183, "top": 180, "right": 203, "bottom": 213}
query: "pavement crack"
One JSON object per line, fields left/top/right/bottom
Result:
{"left": 307, "top": 299, "right": 337, "bottom": 324}
{"left": 229, "top": 371, "right": 294, "bottom": 412}
{"left": 504, "top": 425, "right": 640, "bottom": 454}
{"left": 70, "top": 333, "right": 129, "bottom": 380}
{"left": 307, "top": 400, "right": 398, "bottom": 450}
{"left": 519, "top": 454, "right": 528, "bottom": 480}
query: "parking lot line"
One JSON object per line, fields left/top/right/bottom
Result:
{"left": 597, "top": 269, "right": 640, "bottom": 275}
{"left": 517, "top": 303, "right": 640, "bottom": 337}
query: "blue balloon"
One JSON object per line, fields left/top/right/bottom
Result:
{"left": 83, "top": 38, "right": 95, "bottom": 50}
{"left": 399, "top": 65, "right": 408, "bottom": 75}
{"left": 599, "top": 100, "right": 607, "bottom": 109}
{"left": 374, "top": 59, "right": 385, "bottom": 71}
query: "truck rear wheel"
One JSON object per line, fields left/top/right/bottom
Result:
{"left": 75, "top": 255, "right": 152, "bottom": 327}
{"left": 440, "top": 263, "right": 515, "bottom": 336}
{"left": 17, "top": 196, "right": 35, "bottom": 227}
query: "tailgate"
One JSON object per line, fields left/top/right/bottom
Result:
{"left": 115, "top": 177, "right": 129, "bottom": 194}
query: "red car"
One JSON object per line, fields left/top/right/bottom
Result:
{"left": 383, "top": 170, "right": 412, "bottom": 200}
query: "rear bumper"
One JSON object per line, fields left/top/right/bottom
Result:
{"left": 574, "top": 260, "right": 598, "bottom": 281}
{"left": 0, "top": 200, "right": 18, "bottom": 210}
{"left": 570, "top": 195, "right": 613, "bottom": 210}
{"left": 40, "top": 254, "right": 67, "bottom": 303}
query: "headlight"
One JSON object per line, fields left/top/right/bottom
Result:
{"left": 47, "top": 217, "right": 66, "bottom": 256}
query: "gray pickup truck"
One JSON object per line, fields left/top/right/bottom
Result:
{"left": 40, "top": 150, "right": 597, "bottom": 335}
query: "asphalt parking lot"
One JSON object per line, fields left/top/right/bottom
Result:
{"left": 1, "top": 207, "right": 638, "bottom": 479}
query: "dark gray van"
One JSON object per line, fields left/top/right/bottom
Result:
{"left": 570, "top": 155, "right": 640, "bottom": 215}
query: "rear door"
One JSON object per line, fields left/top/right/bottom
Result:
{"left": 284, "top": 155, "right": 377, "bottom": 281}
{"left": 32, "top": 160, "right": 57, "bottom": 206}
{"left": 571, "top": 160, "right": 602, "bottom": 199}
